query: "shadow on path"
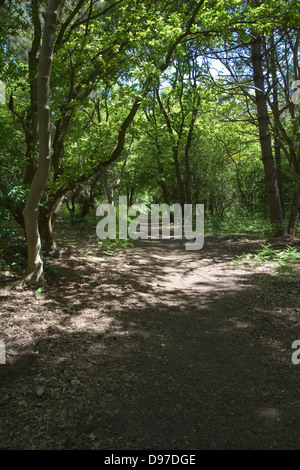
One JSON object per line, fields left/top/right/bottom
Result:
{"left": 0, "top": 235, "right": 300, "bottom": 449}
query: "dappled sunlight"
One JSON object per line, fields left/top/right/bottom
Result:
{"left": 1, "top": 234, "right": 300, "bottom": 449}
{"left": 1, "top": 0, "right": 300, "bottom": 451}
{"left": 257, "top": 407, "right": 281, "bottom": 421}
{"left": 219, "top": 317, "right": 254, "bottom": 332}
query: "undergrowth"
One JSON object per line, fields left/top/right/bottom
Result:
{"left": 234, "top": 243, "right": 300, "bottom": 280}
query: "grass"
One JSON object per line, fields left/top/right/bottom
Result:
{"left": 234, "top": 243, "right": 300, "bottom": 281}
{"left": 205, "top": 214, "right": 273, "bottom": 236}
{"left": 98, "top": 238, "right": 134, "bottom": 256}
{"left": 235, "top": 243, "right": 300, "bottom": 264}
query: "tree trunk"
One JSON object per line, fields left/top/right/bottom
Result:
{"left": 39, "top": 195, "right": 65, "bottom": 256}
{"left": 103, "top": 169, "right": 115, "bottom": 205}
{"left": 288, "top": 181, "right": 300, "bottom": 237}
{"left": 157, "top": 158, "right": 169, "bottom": 205}
{"left": 156, "top": 88, "right": 185, "bottom": 207}
{"left": 22, "top": 0, "right": 62, "bottom": 286}
{"left": 269, "top": 35, "right": 285, "bottom": 217}
{"left": 128, "top": 186, "right": 135, "bottom": 207}
{"left": 40, "top": 212, "right": 57, "bottom": 257}
{"left": 184, "top": 94, "right": 200, "bottom": 205}
{"left": 274, "top": 137, "right": 284, "bottom": 215}
{"left": 184, "top": 137, "right": 192, "bottom": 206}
{"left": 173, "top": 146, "right": 186, "bottom": 207}
{"left": 251, "top": 33, "right": 286, "bottom": 236}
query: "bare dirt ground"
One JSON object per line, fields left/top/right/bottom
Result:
{"left": 1, "top": 227, "right": 300, "bottom": 450}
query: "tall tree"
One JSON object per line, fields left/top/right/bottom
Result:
{"left": 250, "top": 31, "right": 286, "bottom": 234}
{"left": 22, "top": 0, "right": 62, "bottom": 285}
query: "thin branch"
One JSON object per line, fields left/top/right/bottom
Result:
{"left": 7, "top": 92, "right": 32, "bottom": 137}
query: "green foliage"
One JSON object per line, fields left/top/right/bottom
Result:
{"left": 0, "top": 208, "right": 24, "bottom": 273}
{"left": 234, "top": 244, "right": 300, "bottom": 274}
{"left": 1, "top": 0, "right": 300, "bottom": 278}
{"left": 44, "top": 262, "right": 61, "bottom": 276}
{"left": 234, "top": 242, "right": 300, "bottom": 282}
{"left": 34, "top": 287, "right": 44, "bottom": 298}
{"left": 205, "top": 214, "right": 273, "bottom": 236}
{"left": 98, "top": 238, "right": 134, "bottom": 256}
{"left": 4, "top": 251, "right": 26, "bottom": 274}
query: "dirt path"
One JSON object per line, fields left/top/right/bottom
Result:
{"left": 0, "top": 233, "right": 300, "bottom": 449}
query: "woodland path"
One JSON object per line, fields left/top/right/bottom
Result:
{"left": 0, "top": 231, "right": 300, "bottom": 449}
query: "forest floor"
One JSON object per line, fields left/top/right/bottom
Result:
{"left": 1, "top": 223, "right": 300, "bottom": 450}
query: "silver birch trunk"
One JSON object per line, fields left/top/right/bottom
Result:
{"left": 22, "top": 0, "right": 62, "bottom": 286}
